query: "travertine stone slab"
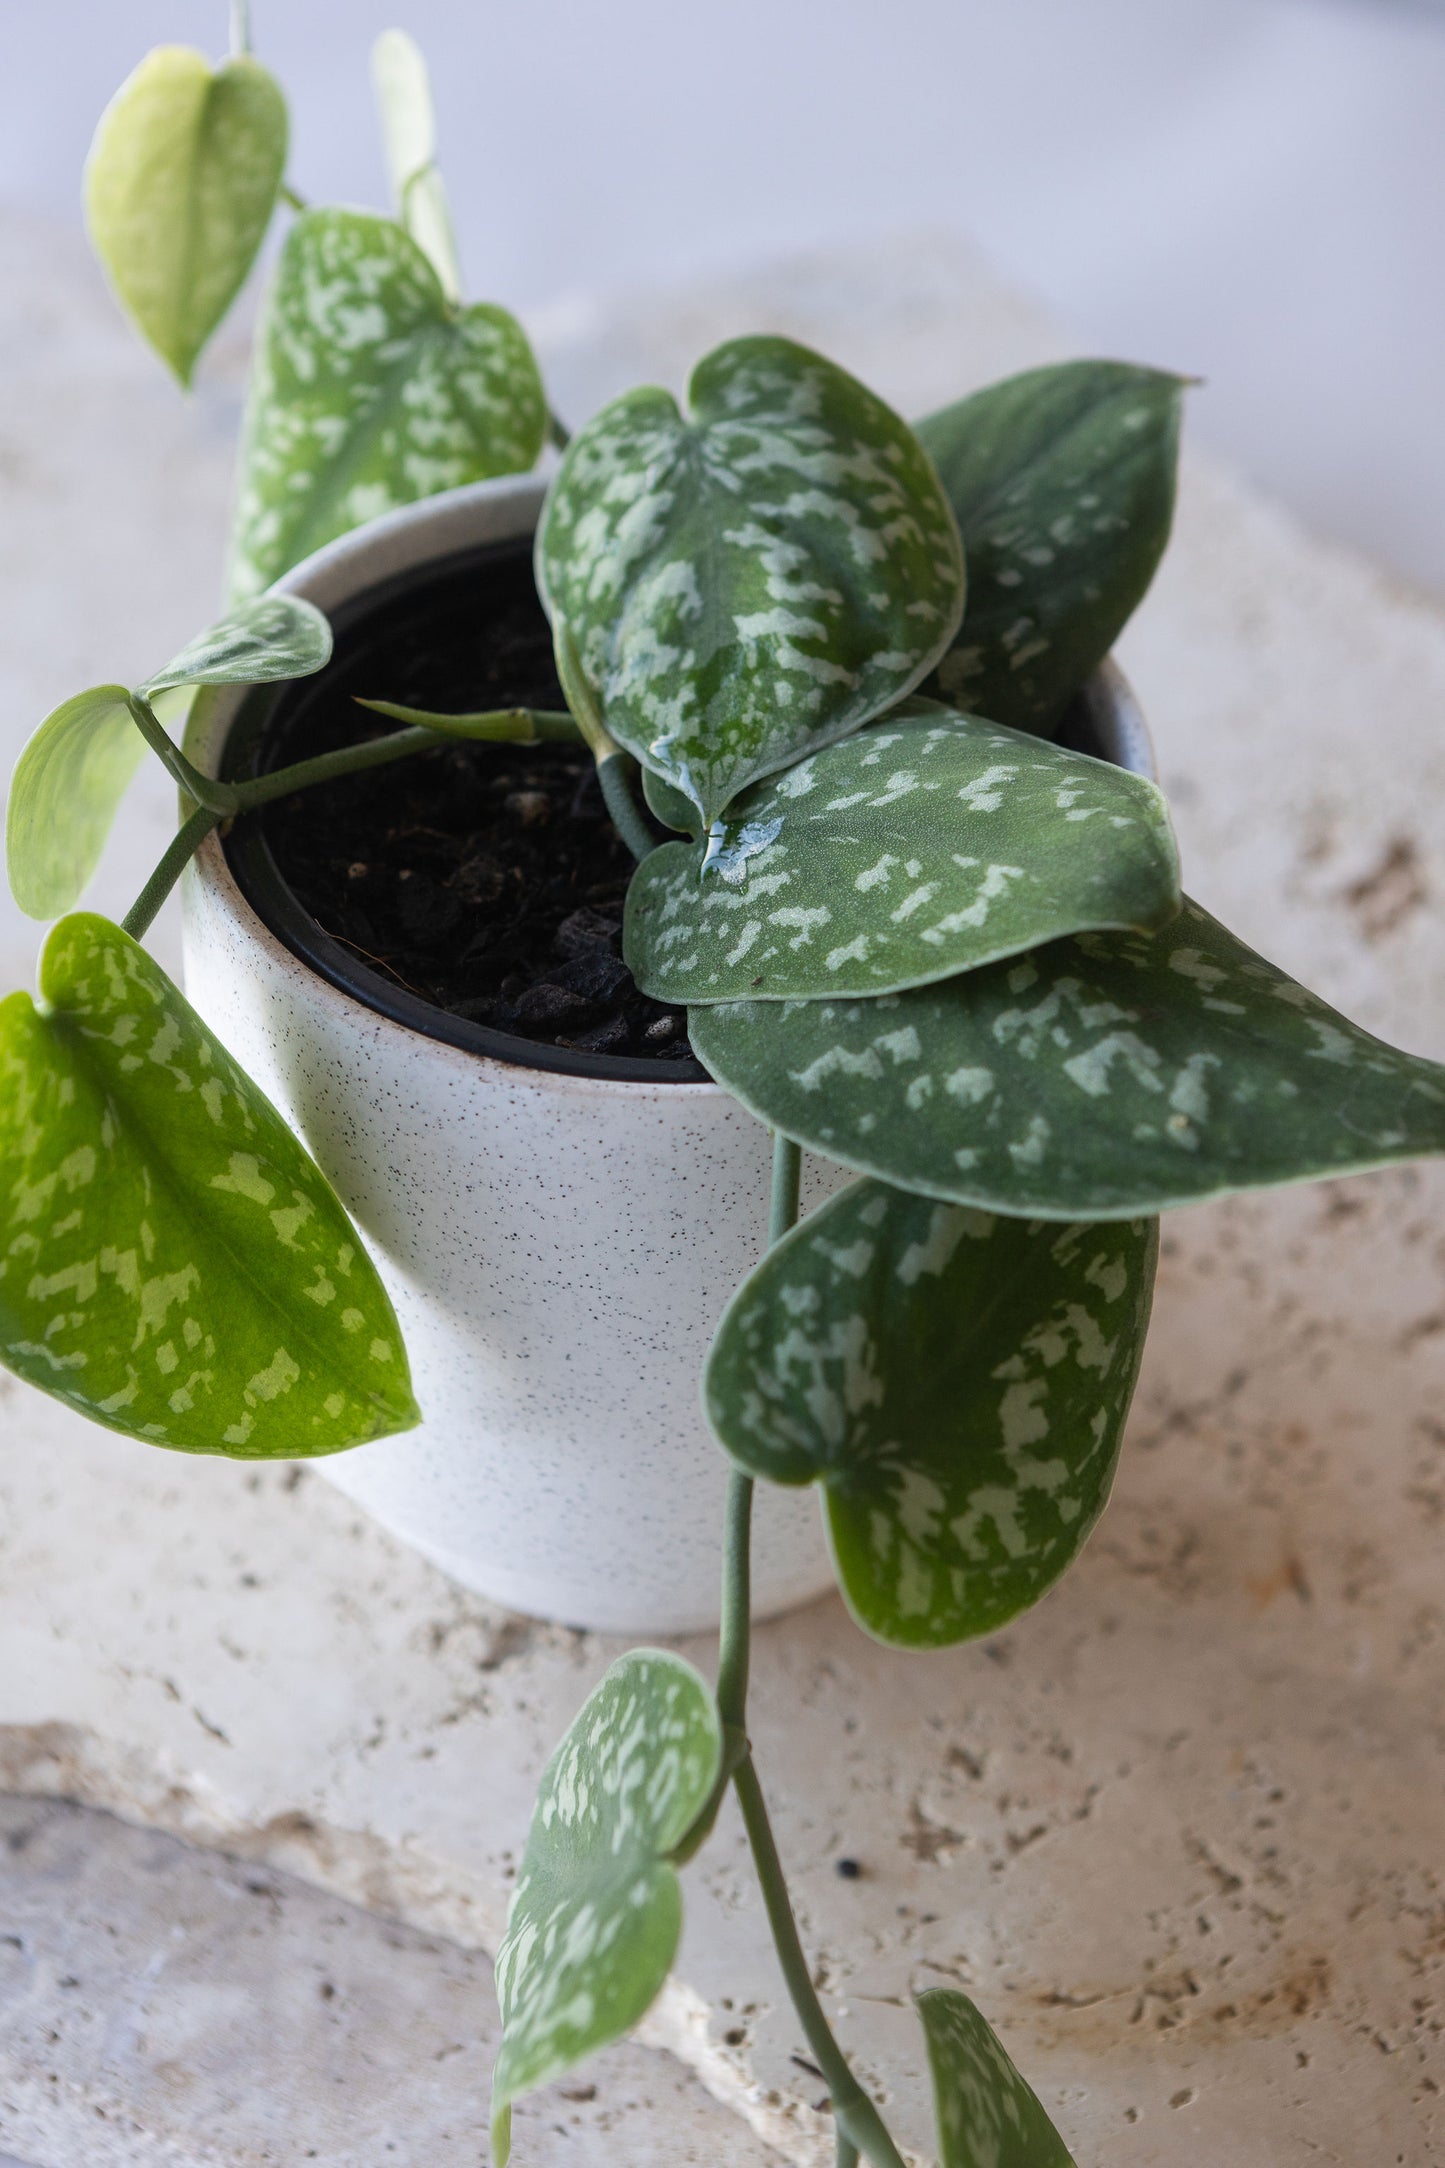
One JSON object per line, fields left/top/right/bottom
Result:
{"left": 1, "top": 215, "right": 1442, "bottom": 2164}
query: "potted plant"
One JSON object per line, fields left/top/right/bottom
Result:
{"left": 4, "top": 18, "right": 1443, "bottom": 2166}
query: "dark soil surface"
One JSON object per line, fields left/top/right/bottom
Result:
{"left": 245, "top": 541, "right": 694, "bottom": 1065}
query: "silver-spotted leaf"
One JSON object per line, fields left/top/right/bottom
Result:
{"left": 916, "top": 361, "right": 1183, "bottom": 737}
{"left": 625, "top": 700, "right": 1179, "bottom": 1004}
{"left": 690, "top": 897, "right": 1445, "bottom": 1219}
{"left": 918, "top": 1989, "right": 1075, "bottom": 2167}
{"left": 228, "top": 208, "right": 546, "bottom": 598}
{"left": 142, "top": 594, "right": 332, "bottom": 694}
{"left": 642, "top": 764, "right": 703, "bottom": 837}
{"left": 490, "top": 1650, "right": 721, "bottom": 2165}
{"left": 7, "top": 687, "right": 141, "bottom": 921}
{"left": 705, "top": 1178, "right": 1154, "bottom": 1647}
{"left": 536, "top": 336, "right": 965, "bottom": 826}
{"left": 84, "top": 46, "right": 286, "bottom": 386}
{"left": 0, "top": 914, "right": 418, "bottom": 1455}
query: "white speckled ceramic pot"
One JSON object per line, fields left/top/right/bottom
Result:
{"left": 181, "top": 475, "right": 1155, "bottom": 1635}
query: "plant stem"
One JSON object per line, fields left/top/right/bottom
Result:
{"left": 227, "top": 714, "right": 574, "bottom": 813}
{"left": 126, "top": 694, "right": 241, "bottom": 815}
{"left": 732, "top": 1756, "right": 908, "bottom": 2168}
{"left": 597, "top": 752, "right": 659, "bottom": 864}
{"left": 230, "top": 0, "right": 252, "bottom": 56}
{"left": 122, "top": 803, "right": 220, "bottom": 941}
{"left": 714, "top": 1129, "right": 905, "bottom": 2168}
{"left": 548, "top": 410, "right": 572, "bottom": 451}
{"left": 279, "top": 181, "right": 309, "bottom": 213}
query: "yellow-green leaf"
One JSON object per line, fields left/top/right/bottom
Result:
{"left": 919, "top": 1989, "right": 1075, "bottom": 2167}
{"left": 0, "top": 914, "right": 418, "bottom": 1456}
{"left": 84, "top": 45, "right": 287, "bottom": 386}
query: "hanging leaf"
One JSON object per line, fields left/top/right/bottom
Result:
{"left": 536, "top": 336, "right": 965, "bottom": 826}
{"left": 624, "top": 700, "right": 1178, "bottom": 1005}
{"left": 0, "top": 914, "right": 418, "bottom": 1456}
{"left": 371, "top": 28, "right": 461, "bottom": 302}
{"left": 690, "top": 896, "right": 1445, "bottom": 1219}
{"left": 7, "top": 687, "right": 142, "bottom": 921}
{"left": 490, "top": 1650, "right": 721, "bottom": 2166}
{"left": 705, "top": 1178, "right": 1154, "bottom": 1647}
{"left": 228, "top": 208, "right": 547, "bottom": 598}
{"left": 916, "top": 361, "right": 1184, "bottom": 737}
{"left": 918, "top": 1989, "right": 1075, "bottom": 2167}
{"left": 141, "top": 594, "right": 332, "bottom": 694}
{"left": 84, "top": 45, "right": 287, "bottom": 387}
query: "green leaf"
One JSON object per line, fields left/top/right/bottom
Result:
{"left": 536, "top": 336, "right": 965, "bottom": 827}
{"left": 142, "top": 594, "right": 332, "bottom": 694}
{"left": 7, "top": 688, "right": 142, "bottom": 921}
{"left": 490, "top": 1650, "right": 721, "bottom": 2165}
{"left": 228, "top": 208, "right": 547, "bottom": 599}
{"left": 0, "top": 914, "right": 418, "bottom": 1456}
{"left": 690, "top": 897, "right": 1445, "bottom": 1219}
{"left": 916, "top": 361, "right": 1184, "bottom": 737}
{"left": 705, "top": 1178, "right": 1154, "bottom": 1647}
{"left": 918, "top": 1989, "right": 1075, "bottom": 2167}
{"left": 371, "top": 28, "right": 461, "bottom": 302}
{"left": 84, "top": 45, "right": 287, "bottom": 387}
{"left": 625, "top": 700, "right": 1179, "bottom": 1005}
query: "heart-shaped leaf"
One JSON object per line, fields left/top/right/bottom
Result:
{"left": 228, "top": 208, "right": 547, "bottom": 599}
{"left": 84, "top": 46, "right": 287, "bottom": 387}
{"left": 536, "top": 336, "right": 965, "bottom": 826}
{"left": 7, "top": 687, "right": 142, "bottom": 921}
{"left": 916, "top": 361, "right": 1184, "bottom": 737}
{"left": 0, "top": 914, "right": 418, "bottom": 1455}
{"left": 918, "top": 1989, "right": 1075, "bottom": 2167}
{"left": 624, "top": 700, "right": 1178, "bottom": 1005}
{"left": 705, "top": 1178, "right": 1154, "bottom": 1647}
{"left": 142, "top": 594, "right": 332, "bottom": 694}
{"left": 490, "top": 1649, "right": 721, "bottom": 2165}
{"left": 690, "top": 897, "right": 1445, "bottom": 1219}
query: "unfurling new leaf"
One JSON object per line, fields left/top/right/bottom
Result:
{"left": 229, "top": 208, "right": 547, "bottom": 597}
{"left": 536, "top": 336, "right": 965, "bottom": 826}
{"left": 490, "top": 1650, "right": 721, "bottom": 2164}
{"left": 85, "top": 45, "right": 287, "bottom": 386}
{"left": 919, "top": 1989, "right": 1076, "bottom": 2167}
{"left": 690, "top": 897, "right": 1445, "bottom": 1218}
{"left": 917, "top": 360, "right": 1184, "bottom": 738}
{"left": 706, "top": 1178, "right": 1156, "bottom": 1647}
{"left": 0, "top": 914, "right": 418, "bottom": 1455}
{"left": 625, "top": 700, "right": 1179, "bottom": 1004}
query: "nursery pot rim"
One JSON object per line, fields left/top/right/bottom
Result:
{"left": 190, "top": 472, "right": 1155, "bottom": 1100}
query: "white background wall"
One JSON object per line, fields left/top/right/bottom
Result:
{"left": 7, "top": 0, "right": 1445, "bottom": 589}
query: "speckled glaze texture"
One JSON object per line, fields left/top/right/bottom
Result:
{"left": 181, "top": 476, "right": 1154, "bottom": 1634}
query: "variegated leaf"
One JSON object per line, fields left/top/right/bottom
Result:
{"left": 84, "top": 46, "right": 286, "bottom": 387}
{"left": 371, "top": 28, "right": 460, "bottom": 301}
{"left": 624, "top": 700, "right": 1178, "bottom": 1004}
{"left": 535, "top": 336, "right": 965, "bottom": 826}
{"left": 228, "top": 208, "right": 546, "bottom": 598}
{"left": 490, "top": 1650, "right": 721, "bottom": 2166}
{"left": 705, "top": 1178, "right": 1154, "bottom": 1647}
{"left": 917, "top": 361, "right": 1183, "bottom": 737}
{"left": 690, "top": 897, "right": 1445, "bottom": 1219}
{"left": 0, "top": 914, "right": 418, "bottom": 1455}
{"left": 142, "top": 594, "right": 332, "bottom": 693}
{"left": 918, "top": 1989, "right": 1075, "bottom": 2167}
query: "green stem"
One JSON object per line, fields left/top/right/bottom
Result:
{"left": 279, "top": 181, "right": 310, "bottom": 214}
{"left": 733, "top": 1757, "right": 908, "bottom": 2168}
{"left": 126, "top": 694, "right": 241, "bottom": 815}
{"left": 548, "top": 410, "right": 572, "bottom": 451}
{"left": 597, "top": 752, "right": 659, "bottom": 865}
{"left": 230, "top": 0, "right": 252, "bottom": 56}
{"left": 122, "top": 803, "right": 220, "bottom": 941}
{"left": 715, "top": 1131, "right": 905, "bottom": 2168}
{"left": 228, "top": 713, "right": 577, "bottom": 814}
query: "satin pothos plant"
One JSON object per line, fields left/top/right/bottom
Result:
{"left": 4, "top": 18, "right": 1444, "bottom": 2168}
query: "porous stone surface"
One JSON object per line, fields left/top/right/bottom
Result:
{"left": 1, "top": 214, "right": 1443, "bottom": 2165}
